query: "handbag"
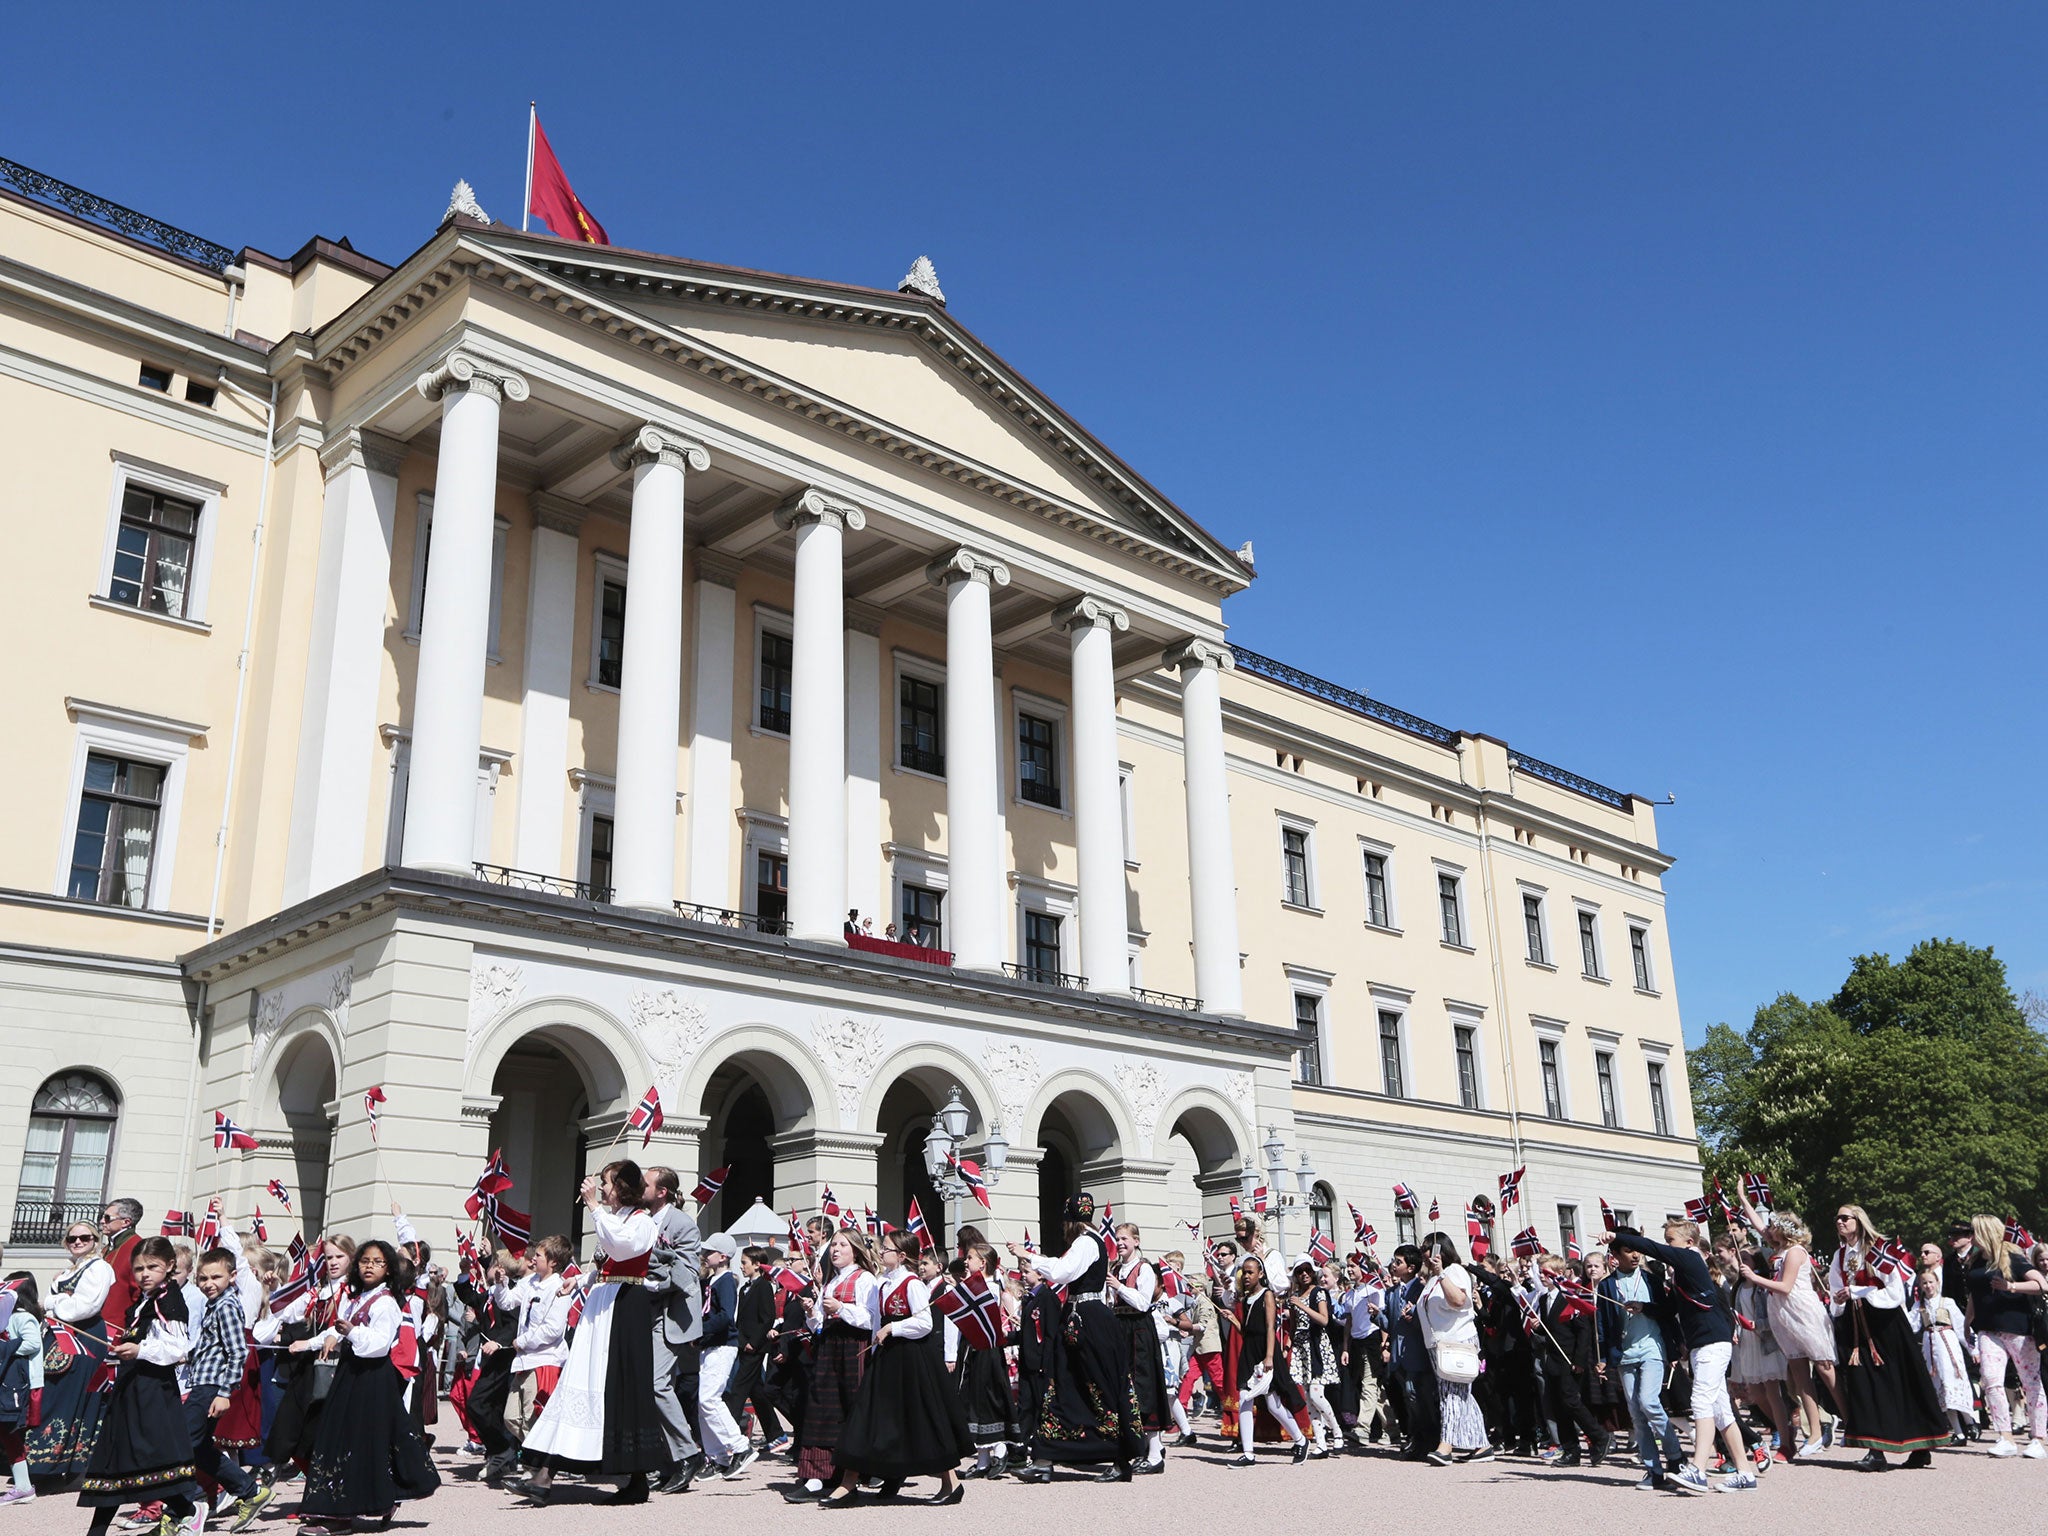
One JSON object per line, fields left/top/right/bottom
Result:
{"left": 309, "top": 1355, "right": 338, "bottom": 1403}
{"left": 1431, "top": 1338, "right": 1481, "bottom": 1384}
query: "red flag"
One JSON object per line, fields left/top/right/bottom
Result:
{"left": 527, "top": 115, "right": 609, "bottom": 246}
{"left": 363, "top": 1085, "right": 387, "bottom": 1141}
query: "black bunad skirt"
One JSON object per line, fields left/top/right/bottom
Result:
{"left": 795, "top": 1322, "right": 866, "bottom": 1483}
{"left": 521, "top": 1281, "right": 666, "bottom": 1476}
{"left": 301, "top": 1349, "right": 439, "bottom": 1518}
{"left": 262, "top": 1348, "right": 326, "bottom": 1468}
{"left": 838, "top": 1333, "right": 972, "bottom": 1480}
{"left": 27, "top": 1319, "right": 109, "bottom": 1480}
{"left": 953, "top": 1344, "right": 1015, "bottom": 1449}
{"left": 1030, "top": 1297, "right": 1146, "bottom": 1466}
{"left": 77, "top": 1361, "right": 198, "bottom": 1509}
{"left": 1117, "top": 1309, "right": 1169, "bottom": 1432}
{"left": 1833, "top": 1302, "right": 1948, "bottom": 1455}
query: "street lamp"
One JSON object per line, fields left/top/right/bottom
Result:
{"left": 1252, "top": 1125, "right": 1319, "bottom": 1268}
{"left": 922, "top": 1084, "right": 1003, "bottom": 1246}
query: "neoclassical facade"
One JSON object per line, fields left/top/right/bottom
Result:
{"left": 0, "top": 160, "right": 1700, "bottom": 1266}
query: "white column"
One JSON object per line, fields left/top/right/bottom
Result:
{"left": 284, "top": 429, "right": 402, "bottom": 903}
{"left": 1167, "top": 639, "right": 1243, "bottom": 1016}
{"left": 927, "top": 548, "right": 1009, "bottom": 971}
{"left": 511, "top": 495, "right": 583, "bottom": 875}
{"left": 685, "top": 551, "right": 740, "bottom": 908}
{"left": 403, "top": 352, "right": 527, "bottom": 874}
{"left": 844, "top": 603, "right": 885, "bottom": 923}
{"left": 609, "top": 425, "right": 707, "bottom": 912}
{"left": 1056, "top": 596, "right": 1131, "bottom": 994}
{"left": 776, "top": 489, "right": 864, "bottom": 943}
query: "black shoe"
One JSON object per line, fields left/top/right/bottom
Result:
{"left": 656, "top": 1464, "right": 698, "bottom": 1495}
{"left": 1094, "top": 1463, "right": 1133, "bottom": 1482}
{"left": 1904, "top": 1449, "right": 1932, "bottom": 1469}
{"left": 780, "top": 1485, "right": 824, "bottom": 1504}
{"left": 725, "top": 1447, "right": 760, "bottom": 1480}
{"left": 1013, "top": 1465, "right": 1052, "bottom": 1484}
{"left": 1291, "top": 1442, "right": 1310, "bottom": 1464}
{"left": 1226, "top": 1453, "right": 1256, "bottom": 1467}
{"left": 599, "top": 1475, "right": 649, "bottom": 1504}
{"left": 1855, "top": 1450, "right": 1889, "bottom": 1471}
{"left": 819, "top": 1490, "right": 860, "bottom": 1510}
{"left": 1171, "top": 1432, "right": 1200, "bottom": 1448}
{"left": 1134, "top": 1459, "right": 1166, "bottom": 1474}
{"left": 876, "top": 1480, "right": 903, "bottom": 1499}
{"left": 1589, "top": 1433, "right": 1611, "bottom": 1467}
{"left": 926, "top": 1485, "right": 965, "bottom": 1506}
{"left": 959, "top": 1464, "right": 990, "bottom": 1480}
{"left": 509, "top": 1480, "right": 550, "bottom": 1506}
{"left": 1555, "top": 1454, "right": 1583, "bottom": 1468}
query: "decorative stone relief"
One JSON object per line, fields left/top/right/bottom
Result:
{"left": 327, "top": 963, "right": 354, "bottom": 1032}
{"left": 898, "top": 255, "right": 945, "bottom": 304}
{"left": 813, "top": 1016, "right": 886, "bottom": 1123}
{"left": 444, "top": 179, "right": 490, "bottom": 224}
{"left": 1115, "top": 1060, "right": 1167, "bottom": 1148}
{"left": 248, "top": 990, "right": 285, "bottom": 1072}
{"left": 1226, "top": 1070, "right": 1257, "bottom": 1132}
{"left": 982, "top": 1039, "right": 1042, "bottom": 1135}
{"left": 466, "top": 962, "right": 525, "bottom": 1063}
{"left": 632, "top": 988, "right": 711, "bottom": 1094}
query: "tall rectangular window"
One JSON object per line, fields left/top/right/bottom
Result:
{"left": 1523, "top": 893, "right": 1547, "bottom": 963}
{"left": 588, "top": 813, "right": 615, "bottom": 901}
{"left": 1395, "top": 1212, "right": 1417, "bottom": 1247}
{"left": 900, "top": 884, "right": 944, "bottom": 949}
{"left": 1023, "top": 911, "right": 1063, "bottom": 981}
{"left": 1558, "top": 1204, "right": 1580, "bottom": 1255}
{"left": 1596, "top": 1051, "right": 1618, "bottom": 1127}
{"left": 900, "top": 675, "right": 944, "bottom": 775}
{"left": 755, "top": 852, "right": 788, "bottom": 932}
{"left": 1363, "top": 850, "right": 1390, "bottom": 927}
{"left": 1018, "top": 712, "right": 1061, "bottom": 807}
{"left": 1539, "top": 1039, "right": 1565, "bottom": 1119}
{"left": 758, "top": 631, "right": 793, "bottom": 733}
{"left": 1647, "top": 1061, "right": 1671, "bottom": 1136}
{"left": 69, "top": 753, "right": 164, "bottom": 908}
{"left": 596, "top": 577, "right": 627, "bottom": 689}
{"left": 1282, "top": 827, "right": 1312, "bottom": 906}
{"left": 1378, "top": 1010, "right": 1405, "bottom": 1098}
{"left": 1454, "top": 1025, "right": 1479, "bottom": 1109}
{"left": 1438, "top": 872, "right": 1463, "bottom": 945}
{"left": 1631, "top": 927, "right": 1653, "bottom": 990}
{"left": 108, "top": 484, "right": 201, "bottom": 619}
{"left": 1579, "top": 910, "right": 1602, "bottom": 977}
{"left": 1294, "top": 993, "right": 1323, "bottom": 1085}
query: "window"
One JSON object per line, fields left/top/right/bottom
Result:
{"left": 138, "top": 363, "right": 172, "bottom": 392}
{"left": 1558, "top": 1204, "right": 1580, "bottom": 1255}
{"left": 69, "top": 753, "right": 164, "bottom": 908}
{"left": 184, "top": 379, "right": 217, "bottom": 408}
{"left": 109, "top": 483, "right": 202, "bottom": 619}
{"left": 1117, "top": 767, "right": 1138, "bottom": 864}
{"left": 1612, "top": 1207, "right": 1635, "bottom": 1233}
{"left": 1438, "top": 871, "right": 1464, "bottom": 946}
{"left": 1294, "top": 993, "right": 1324, "bottom": 1085}
{"left": 754, "top": 852, "right": 788, "bottom": 933}
{"left": 1578, "top": 909, "right": 1603, "bottom": 978}
{"left": 1282, "top": 826, "right": 1312, "bottom": 907}
{"left": 1539, "top": 1038, "right": 1565, "bottom": 1119}
{"left": 1378, "top": 1009, "right": 1406, "bottom": 1098}
{"left": 1310, "top": 1182, "right": 1335, "bottom": 1237}
{"left": 11, "top": 1072, "right": 120, "bottom": 1247}
{"left": 758, "top": 630, "right": 793, "bottom": 733}
{"left": 1395, "top": 1211, "right": 1417, "bottom": 1247}
{"left": 1647, "top": 1061, "right": 1671, "bottom": 1137}
{"left": 899, "top": 673, "right": 944, "bottom": 776}
{"left": 406, "top": 494, "right": 509, "bottom": 661}
{"left": 595, "top": 574, "right": 627, "bottom": 690}
{"left": 587, "top": 814, "right": 615, "bottom": 901}
{"left": 1018, "top": 712, "right": 1061, "bottom": 807}
{"left": 1362, "top": 848, "right": 1391, "bottom": 928}
{"left": 1023, "top": 911, "right": 1064, "bottom": 982}
{"left": 1630, "top": 926, "right": 1654, "bottom": 991}
{"left": 900, "top": 883, "right": 944, "bottom": 949}
{"left": 1523, "top": 893, "right": 1548, "bottom": 964}
{"left": 1595, "top": 1051, "right": 1618, "bottom": 1127}
{"left": 1454, "top": 1025, "right": 1480, "bottom": 1109}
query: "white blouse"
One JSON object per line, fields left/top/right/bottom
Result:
{"left": 809, "top": 1264, "right": 882, "bottom": 1333}
{"left": 593, "top": 1205, "right": 656, "bottom": 1264}
{"left": 1109, "top": 1258, "right": 1158, "bottom": 1312}
{"left": 311, "top": 1283, "right": 402, "bottom": 1358}
{"left": 133, "top": 1300, "right": 191, "bottom": 1369}
{"left": 1828, "top": 1250, "right": 1907, "bottom": 1313}
{"left": 1028, "top": 1231, "right": 1108, "bottom": 1289}
{"left": 873, "top": 1268, "right": 933, "bottom": 1342}
{"left": 49, "top": 1259, "right": 114, "bottom": 1324}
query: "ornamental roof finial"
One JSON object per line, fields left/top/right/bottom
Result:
{"left": 898, "top": 255, "right": 945, "bottom": 305}
{"left": 443, "top": 179, "right": 490, "bottom": 226}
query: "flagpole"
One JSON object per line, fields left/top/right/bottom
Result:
{"left": 522, "top": 102, "right": 537, "bottom": 233}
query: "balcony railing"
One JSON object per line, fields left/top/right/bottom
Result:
{"left": 9, "top": 1197, "right": 103, "bottom": 1248}
{"left": 675, "top": 900, "right": 790, "bottom": 937}
{"left": 1004, "top": 962, "right": 1087, "bottom": 990}
{"left": 1506, "top": 753, "right": 1630, "bottom": 810}
{"left": 0, "top": 157, "right": 236, "bottom": 273}
{"left": 900, "top": 744, "right": 946, "bottom": 777}
{"left": 473, "top": 863, "right": 604, "bottom": 901}
{"left": 1018, "top": 775, "right": 1062, "bottom": 809}
{"left": 1132, "top": 986, "right": 1203, "bottom": 1011}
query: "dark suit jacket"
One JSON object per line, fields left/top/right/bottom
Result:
{"left": 1386, "top": 1277, "right": 1430, "bottom": 1378}
{"left": 646, "top": 1202, "right": 703, "bottom": 1344}
{"left": 734, "top": 1275, "right": 778, "bottom": 1353}
{"left": 1536, "top": 1291, "right": 1594, "bottom": 1374}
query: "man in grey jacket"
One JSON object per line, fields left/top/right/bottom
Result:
{"left": 644, "top": 1165, "right": 704, "bottom": 1494}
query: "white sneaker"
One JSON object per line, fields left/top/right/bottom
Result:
{"left": 2024, "top": 1441, "right": 2047, "bottom": 1460}
{"left": 1794, "top": 1439, "right": 1826, "bottom": 1459}
{"left": 1990, "top": 1440, "right": 2021, "bottom": 1458}
{"left": 182, "top": 1509, "right": 209, "bottom": 1535}
{"left": 1714, "top": 1471, "right": 1758, "bottom": 1492}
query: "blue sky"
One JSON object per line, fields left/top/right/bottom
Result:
{"left": 10, "top": 4, "right": 2042, "bottom": 1039}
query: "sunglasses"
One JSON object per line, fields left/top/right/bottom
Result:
{"left": 66, "top": 1234, "right": 96, "bottom": 1244}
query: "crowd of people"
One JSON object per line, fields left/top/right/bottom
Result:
{"left": 3, "top": 1173, "right": 2046, "bottom": 1532}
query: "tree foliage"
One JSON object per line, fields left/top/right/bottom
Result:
{"left": 1687, "top": 939, "right": 2048, "bottom": 1243}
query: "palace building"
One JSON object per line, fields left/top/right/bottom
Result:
{"left": 0, "top": 158, "right": 1700, "bottom": 1266}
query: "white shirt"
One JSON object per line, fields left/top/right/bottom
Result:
{"left": 133, "top": 1295, "right": 191, "bottom": 1368}
{"left": 307, "top": 1283, "right": 402, "bottom": 1359}
{"left": 48, "top": 1258, "right": 114, "bottom": 1325}
{"left": 873, "top": 1267, "right": 934, "bottom": 1343}
{"left": 502, "top": 1274, "right": 573, "bottom": 1371}
{"left": 1418, "top": 1263, "right": 1479, "bottom": 1348}
{"left": 809, "top": 1264, "right": 882, "bottom": 1333}
{"left": 1340, "top": 1282, "right": 1383, "bottom": 1340}
{"left": 593, "top": 1205, "right": 657, "bottom": 1265}
{"left": 1028, "top": 1232, "right": 1109, "bottom": 1290}
{"left": 1109, "top": 1256, "right": 1158, "bottom": 1312}
{"left": 1828, "top": 1250, "right": 1907, "bottom": 1314}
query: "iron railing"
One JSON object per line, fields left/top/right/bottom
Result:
{"left": 8, "top": 1197, "right": 103, "bottom": 1248}
{"left": 472, "top": 863, "right": 603, "bottom": 901}
{"left": 1230, "top": 646, "right": 1459, "bottom": 746}
{"left": 900, "top": 744, "right": 946, "bottom": 777}
{"left": 674, "top": 900, "right": 790, "bottom": 937}
{"left": 0, "top": 157, "right": 236, "bottom": 272}
{"left": 1132, "top": 986, "right": 1203, "bottom": 1012}
{"left": 1507, "top": 753, "right": 1630, "bottom": 810}
{"left": 1018, "top": 775, "right": 1062, "bottom": 809}
{"left": 1003, "top": 962, "right": 1087, "bottom": 990}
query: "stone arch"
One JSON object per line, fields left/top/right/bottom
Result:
{"left": 857, "top": 1043, "right": 999, "bottom": 1140}
{"left": 250, "top": 1007, "right": 345, "bottom": 1125}
{"left": 464, "top": 996, "right": 643, "bottom": 1112}
{"left": 863, "top": 1043, "right": 1000, "bottom": 1253}
{"left": 253, "top": 1014, "right": 342, "bottom": 1236}
{"left": 679, "top": 1024, "right": 832, "bottom": 1135}
{"left": 1022, "top": 1070, "right": 1134, "bottom": 1158}
{"left": 687, "top": 1025, "right": 831, "bottom": 1235}
{"left": 1151, "top": 1085, "right": 1247, "bottom": 1168}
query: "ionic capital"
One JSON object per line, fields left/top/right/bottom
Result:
{"left": 1052, "top": 595, "right": 1131, "bottom": 636}
{"left": 416, "top": 349, "right": 530, "bottom": 406}
{"left": 1164, "top": 637, "right": 1236, "bottom": 674}
{"left": 773, "top": 487, "right": 867, "bottom": 534}
{"left": 925, "top": 546, "right": 1011, "bottom": 592}
{"left": 610, "top": 423, "right": 710, "bottom": 474}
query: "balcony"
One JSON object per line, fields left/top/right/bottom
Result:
{"left": 9, "top": 1196, "right": 102, "bottom": 1248}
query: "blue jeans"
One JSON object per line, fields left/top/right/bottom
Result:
{"left": 1618, "top": 1357, "right": 1681, "bottom": 1473}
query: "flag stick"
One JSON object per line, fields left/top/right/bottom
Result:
{"left": 522, "top": 102, "right": 536, "bottom": 233}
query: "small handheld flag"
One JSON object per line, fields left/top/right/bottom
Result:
{"left": 251, "top": 1207, "right": 268, "bottom": 1242}
{"left": 2005, "top": 1217, "right": 2035, "bottom": 1250}
{"left": 1465, "top": 1205, "right": 1486, "bottom": 1242}
{"left": 1498, "top": 1167, "right": 1525, "bottom": 1210}
{"left": 1251, "top": 1186, "right": 1269, "bottom": 1214}
{"left": 1349, "top": 1202, "right": 1367, "bottom": 1243}
{"left": 1600, "top": 1198, "right": 1616, "bottom": 1233}
{"left": 1359, "top": 1222, "right": 1378, "bottom": 1249}
{"left": 1683, "top": 1196, "right": 1712, "bottom": 1225}
{"left": 1392, "top": 1182, "right": 1418, "bottom": 1214}
{"left": 161, "top": 1209, "right": 193, "bottom": 1237}
{"left": 213, "top": 1111, "right": 259, "bottom": 1152}
{"left": 626, "top": 1086, "right": 664, "bottom": 1149}
{"left": 863, "top": 1207, "right": 882, "bottom": 1238}
{"left": 788, "top": 1210, "right": 813, "bottom": 1259}
{"left": 930, "top": 1273, "right": 1003, "bottom": 1350}
{"left": 1229, "top": 1194, "right": 1242, "bottom": 1218}
{"left": 688, "top": 1165, "right": 729, "bottom": 1206}
{"left": 1427, "top": 1197, "right": 1441, "bottom": 1225}
{"left": 820, "top": 1187, "right": 841, "bottom": 1221}
{"left": 954, "top": 1157, "right": 992, "bottom": 1210}
{"left": 195, "top": 1199, "right": 222, "bottom": 1248}
{"left": 1563, "top": 1233, "right": 1582, "bottom": 1261}
{"left": 1510, "top": 1226, "right": 1542, "bottom": 1258}
{"left": 266, "top": 1178, "right": 293, "bottom": 1213}
{"left": 1743, "top": 1172, "right": 1773, "bottom": 1210}
{"left": 905, "top": 1197, "right": 931, "bottom": 1250}
{"left": 363, "top": 1085, "right": 387, "bottom": 1141}
{"left": 1307, "top": 1229, "right": 1336, "bottom": 1265}
{"left": 288, "top": 1233, "right": 309, "bottom": 1270}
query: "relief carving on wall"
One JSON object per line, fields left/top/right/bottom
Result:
{"left": 1226, "top": 1070, "right": 1257, "bottom": 1133}
{"left": 248, "top": 990, "right": 285, "bottom": 1074}
{"left": 813, "top": 1016, "right": 886, "bottom": 1123}
{"left": 982, "top": 1039, "right": 1042, "bottom": 1136}
{"left": 632, "top": 988, "right": 711, "bottom": 1094}
{"left": 328, "top": 963, "right": 354, "bottom": 1031}
{"left": 1115, "top": 1060, "right": 1167, "bottom": 1148}
{"left": 466, "top": 961, "right": 526, "bottom": 1064}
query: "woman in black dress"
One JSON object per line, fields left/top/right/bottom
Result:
{"left": 1285, "top": 1262, "right": 1339, "bottom": 1454}
{"left": 1826, "top": 1205, "right": 1946, "bottom": 1470}
{"left": 950, "top": 1245, "right": 1016, "bottom": 1476}
{"left": 826, "top": 1229, "right": 971, "bottom": 1506}
{"left": 77, "top": 1238, "right": 201, "bottom": 1533}
{"left": 1228, "top": 1256, "right": 1309, "bottom": 1466}
{"left": 260, "top": 1235, "right": 355, "bottom": 1471}
{"left": 787, "top": 1229, "right": 876, "bottom": 1500}
{"left": 298, "top": 1240, "right": 439, "bottom": 1529}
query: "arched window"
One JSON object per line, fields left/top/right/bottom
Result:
{"left": 1310, "top": 1181, "right": 1335, "bottom": 1238}
{"left": 12, "top": 1072, "right": 120, "bottom": 1246}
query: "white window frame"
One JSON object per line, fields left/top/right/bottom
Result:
{"left": 1575, "top": 899, "right": 1606, "bottom": 981}
{"left": 1518, "top": 880, "right": 1553, "bottom": 968}
{"left": 1626, "top": 915, "right": 1659, "bottom": 994}
{"left": 95, "top": 452, "right": 226, "bottom": 630}
{"left": 1533, "top": 1016, "right": 1570, "bottom": 1121}
{"left": 1011, "top": 688, "right": 1069, "bottom": 815}
{"left": 752, "top": 604, "right": 794, "bottom": 737}
{"left": 1118, "top": 764, "right": 1139, "bottom": 868}
{"left": 1011, "top": 873, "right": 1077, "bottom": 978}
{"left": 738, "top": 808, "right": 791, "bottom": 922}
{"left": 54, "top": 702, "right": 199, "bottom": 912}
{"left": 1590, "top": 1029, "right": 1623, "bottom": 1128}
{"left": 1369, "top": 982, "right": 1414, "bottom": 1100}
{"left": 568, "top": 768, "right": 618, "bottom": 892}
{"left": 1277, "top": 811, "right": 1320, "bottom": 912}
{"left": 1434, "top": 859, "right": 1471, "bottom": 950}
{"left": 1395, "top": 1211, "right": 1418, "bottom": 1248}
{"left": 1284, "top": 963, "right": 1335, "bottom": 1086}
{"left": 404, "top": 491, "right": 510, "bottom": 663}
{"left": 885, "top": 843, "right": 950, "bottom": 949}
{"left": 586, "top": 551, "right": 629, "bottom": 693}
{"left": 1446, "top": 998, "right": 1487, "bottom": 1110}
{"left": 1642, "top": 1042, "right": 1674, "bottom": 1137}
{"left": 1358, "top": 836, "right": 1399, "bottom": 932}
{"left": 379, "top": 725, "right": 508, "bottom": 867}
{"left": 1557, "top": 1203, "right": 1581, "bottom": 1254}
{"left": 892, "top": 649, "right": 947, "bottom": 781}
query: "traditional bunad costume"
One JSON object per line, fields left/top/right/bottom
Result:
{"left": 1828, "top": 1247, "right": 1947, "bottom": 1459}
{"left": 299, "top": 1280, "right": 439, "bottom": 1522}
{"left": 1019, "top": 1200, "right": 1145, "bottom": 1475}
{"left": 77, "top": 1285, "right": 199, "bottom": 1522}
{"left": 835, "top": 1258, "right": 972, "bottom": 1488}
{"left": 795, "top": 1260, "right": 878, "bottom": 1488}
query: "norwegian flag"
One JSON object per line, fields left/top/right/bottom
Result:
{"left": 455, "top": 1231, "right": 482, "bottom": 1282}
{"left": 1714, "top": 1178, "right": 1742, "bottom": 1229}
{"left": 288, "top": 1233, "right": 309, "bottom": 1270}
{"left": 626, "top": 1086, "right": 663, "bottom": 1149}
{"left": 1392, "top": 1182, "right": 1418, "bottom": 1214}
{"left": 773, "top": 1264, "right": 808, "bottom": 1297}
{"left": 2006, "top": 1217, "right": 2035, "bottom": 1250}
{"left": 1307, "top": 1229, "right": 1336, "bottom": 1266}
{"left": 788, "top": 1211, "right": 813, "bottom": 1260}
{"left": 363, "top": 1085, "right": 387, "bottom": 1140}
{"left": 251, "top": 1207, "right": 268, "bottom": 1242}
{"left": 1251, "top": 1186, "right": 1269, "bottom": 1213}
{"left": 1159, "top": 1265, "right": 1186, "bottom": 1301}
{"left": 1510, "top": 1226, "right": 1542, "bottom": 1258}
{"left": 931, "top": 1272, "right": 1004, "bottom": 1350}
{"left": 1427, "top": 1197, "right": 1441, "bottom": 1224}
{"left": 1498, "top": 1167, "right": 1525, "bottom": 1210}
{"left": 820, "top": 1187, "right": 842, "bottom": 1221}
{"left": 1348, "top": 1202, "right": 1367, "bottom": 1243}
{"left": 953, "top": 1156, "right": 992, "bottom": 1210}
{"left": 1465, "top": 1205, "right": 1486, "bottom": 1242}
{"left": 1683, "top": 1195, "right": 1712, "bottom": 1225}
{"left": 1873, "top": 1238, "right": 1916, "bottom": 1280}
{"left": 1514, "top": 1287, "right": 1540, "bottom": 1336}
{"left": 1553, "top": 1273, "right": 1596, "bottom": 1319}
{"left": 268, "top": 1261, "right": 315, "bottom": 1315}
{"left": 266, "top": 1178, "right": 292, "bottom": 1213}
{"left": 905, "top": 1197, "right": 931, "bottom": 1250}
{"left": 213, "top": 1111, "right": 259, "bottom": 1152}
{"left": 1810, "top": 1249, "right": 1832, "bottom": 1303}
{"left": 562, "top": 1265, "right": 587, "bottom": 1330}
{"left": 1183, "top": 1219, "right": 1204, "bottom": 1244}
{"left": 1097, "top": 1204, "right": 1118, "bottom": 1258}
{"left": 1229, "top": 1194, "right": 1242, "bottom": 1218}
{"left": 688, "top": 1165, "right": 729, "bottom": 1206}
{"left": 1564, "top": 1233, "right": 1582, "bottom": 1261}
{"left": 478, "top": 1195, "right": 531, "bottom": 1256}
{"left": 863, "top": 1207, "right": 883, "bottom": 1238}
{"left": 161, "top": 1209, "right": 194, "bottom": 1237}
{"left": 1600, "top": 1198, "right": 1617, "bottom": 1233}
{"left": 464, "top": 1155, "right": 514, "bottom": 1223}
{"left": 1359, "top": 1222, "right": 1379, "bottom": 1249}
{"left": 1743, "top": 1172, "right": 1773, "bottom": 1210}
{"left": 195, "top": 1199, "right": 222, "bottom": 1248}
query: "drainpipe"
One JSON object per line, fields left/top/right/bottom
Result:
{"left": 1466, "top": 744, "right": 1526, "bottom": 1176}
